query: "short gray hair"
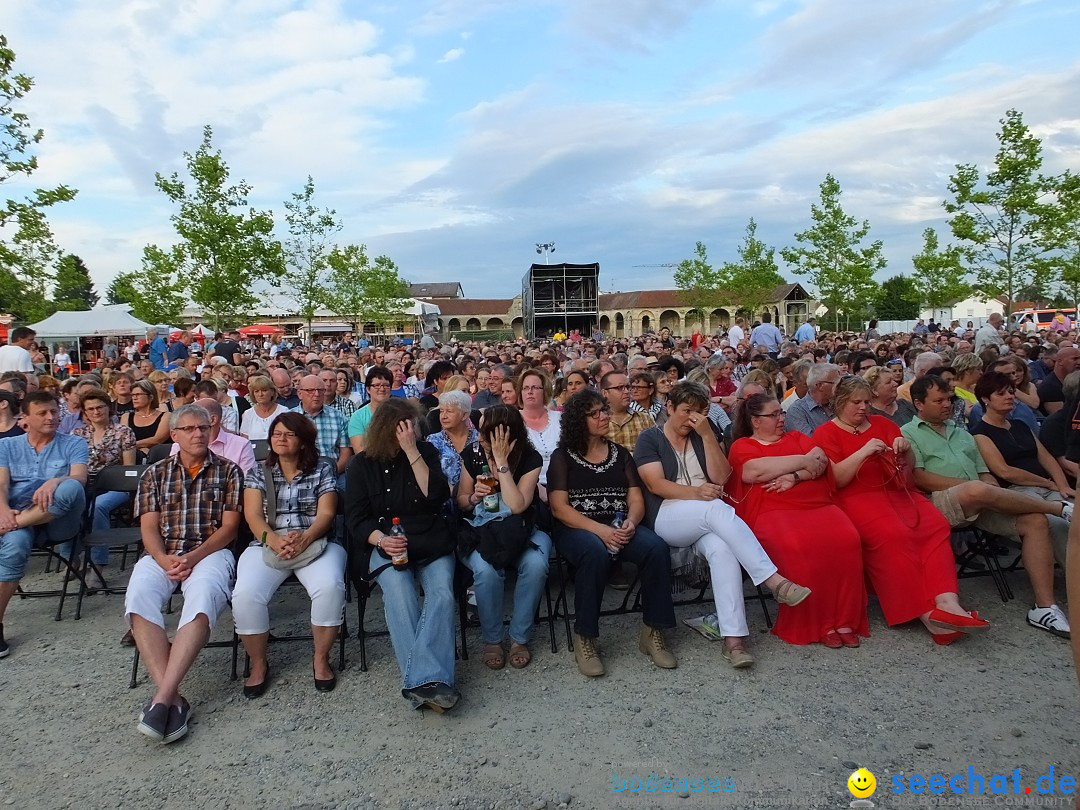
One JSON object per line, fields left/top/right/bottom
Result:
{"left": 791, "top": 358, "right": 813, "bottom": 384}
{"left": 170, "top": 403, "right": 210, "bottom": 430}
{"left": 914, "top": 352, "right": 944, "bottom": 376}
{"left": 807, "top": 363, "right": 840, "bottom": 387}
{"left": 438, "top": 389, "right": 473, "bottom": 414}
{"left": 1063, "top": 370, "right": 1080, "bottom": 403}
{"left": 705, "top": 352, "right": 730, "bottom": 370}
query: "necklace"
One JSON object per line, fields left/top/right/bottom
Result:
{"left": 836, "top": 417, "right": 867, "bottom": 434}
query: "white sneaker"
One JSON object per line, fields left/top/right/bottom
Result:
{"left": 1060, "top": 502, "right": 1073, "bottom": 523}
{"left": 1027, "top": 604, "right": 1071, "bottom": 638}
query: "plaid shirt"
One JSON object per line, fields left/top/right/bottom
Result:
{"left": 135, "top": 451, "right": 243, "bottom": 555}
{"left": 291, "top": 405, "right": 349, "bottom": 462}
{"left": 329, "top": 395, "right": 357, "bottom": 420}
{"left": 244, "top": 459, "right": 338, "bottom": 535}
{"left": 607, "top": 410, "right": 655, "bottom": 456}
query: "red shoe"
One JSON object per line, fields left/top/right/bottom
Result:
{"left": 837, "top": 631, "right": 861, "bottom": 648}
{"left": 822, "top": 630, "right": 843, "bottom": 649}
{"left": 927, "top": 608, "right": 990, "bottom": 634}
{"left": 932, "top": 631, "right": 964, "bottom": 646}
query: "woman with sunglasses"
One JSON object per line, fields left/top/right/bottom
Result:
{"left": 813, "top": 376, "right": 984, "bottom": 645}
{"left": 727, "top": 392, "right": 868, "bottom": 648}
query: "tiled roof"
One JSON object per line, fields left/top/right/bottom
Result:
{"left": 433, "top": 299, "right": 515, "bottom": 316}
{"left": 410, "top": 282, "right": 463, "bottom": 298}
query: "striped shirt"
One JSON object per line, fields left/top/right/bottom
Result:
{"left": 135, "top": 451, "right": 243, "bottom": 555}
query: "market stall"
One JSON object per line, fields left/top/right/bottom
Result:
{"left": 29, "top": 304, "right": 154, "bottom": 374}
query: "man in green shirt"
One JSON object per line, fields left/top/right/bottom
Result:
{"left": 902, "top": 375, "right": 1071, "bottom": 638}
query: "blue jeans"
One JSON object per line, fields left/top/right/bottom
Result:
{"left": 461, "top": 529, "right": 552, "bottom": 645}
{"left": 0, "top": 479, "right": 86, "bottom": 581}
{"left": 57, "top": 489, "right": 129, "bottom": 566}
{"left": 554, "top": 523, "right": 676, "bottom": 639}
{"left": 369, "top": 552, "right": 456, "bottom": 691}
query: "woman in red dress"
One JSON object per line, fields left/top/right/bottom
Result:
{"left": 728, "top": 393, "right": 868, "bottom": 647}
{"left": 813, "top": 376, "right": 988, "bottom": 645}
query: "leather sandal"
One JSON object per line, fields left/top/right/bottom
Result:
{"left": 773, "top": 578, "right": 812, "bottom": 607}
{"left": 482, "top": 643, "right": 505, "bottom": 670}
{"left": 508, "top": 643, "right": 531, "bottom": 669}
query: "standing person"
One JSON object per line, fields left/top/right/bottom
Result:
{"left": 793, "top": 317, "right": 817, "bottom": 345}
{"left": 635, "top": 382, "right": 812, "bottom": 667}
{"left": 233, "top": 413, "right": 344, "bottom": 696}
{"left": 125, "top": 404, "right": 243, "bottom": 742}
{"left": 53, "top": 344, "right": 71, "bottom": 380}
{"left": 213, "top": 331, "right": 244, "bottom": 366}
{"left": 345, "top": 398, "right": 459, "bottom": 712}
{"left": 167, "top": 331, "right": 192, "bottom": 368}
{"left": 727, "top": 393, "right": 868, "bottom": 648}
{"left": 814, "top": 377, "right": 982, "bottom": 644}
{"left": 0, "top": 327, "right": 35, "bottom": 374}
{"left": 727, "top": 317, "right": 745, "bottom": 348}
{"left": 749, "top": 313, "right": 783, "bottom": 356}
{"left": 146, "top": 328, "right": 169, "bottom": 371}
{"left": 548, "top": 390, "right": 677, "bottom": 677}
{"left": 0, "top": 392, "right": 88, "bottom": 657}
{"left": 974, "top": 312, "right": 1005, "bottom": 355}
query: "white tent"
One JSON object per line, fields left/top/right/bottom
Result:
{"left": 29, "top": 304, "right": 153, "bottom": 338}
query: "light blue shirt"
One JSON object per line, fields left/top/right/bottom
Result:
{"left": 793, "top": 323, "right": 816, "bottom": 344}
{"left": 0, "top": 433, "right": 88, "bottom": 509}
{"left": 749, "top": 322, "right": 783, "bottom": 352}
{"left": 149, "top": 336, "right": 169, "bottom": 370}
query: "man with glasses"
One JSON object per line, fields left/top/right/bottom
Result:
{"left": 601, "top": 371, "right": 654, "bottom": 454}
{"left": 474, "top": 364, "right": 511, "bottom": 409}
{"left": 170, "top": 398, "right": 255, "bottom": 473}
{"left": 126, "top": 403, "right": 243, "bottom": 743}
{"left": 292, "top": 374, "right": 351, "bottom": 486}
{"left": 784, "top": 363, "right": 840, "bottom": 437}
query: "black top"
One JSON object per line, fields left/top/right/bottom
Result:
{"left": 970, "top": 418, "right": 1047, "bottom": 487}
{"left": 1038, "top": 374, "right": 1065, "bottom": 414}
{"left": 0, "top": 423, "right": 24, "bottom": 438}
{"left": 547, "top": 441, "right": 641, "bottom": 526}
{"left": 461, "top": 442, "right": 542, "bottom": 514}
{"left": 214, "top": 340, "right": 242, "bottom": 362}
{"left": 124, "top": 410, "right": 165, "bottom": 442}
{"left": 114, "top": 400, "right": 135, "bottom": 416}
{"left": 1041, "top": 408, "right": 1068, "bottom": 459}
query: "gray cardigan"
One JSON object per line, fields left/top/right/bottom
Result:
{"left": 633, "top": 426, "right": 713, "bottom": 529}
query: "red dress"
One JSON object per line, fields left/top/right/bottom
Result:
{"left": 814, "top": 417, "right": 956, "bottom": 625}
{"left": 727, "top": 432, "right": 868, "bottom": 645}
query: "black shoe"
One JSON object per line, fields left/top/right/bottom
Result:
{"left": 0, "top": 623, "right": 9, "bottom": 659}
{"left": 138, "top": 702, "right": 169, "bottom": 742}
{"left": 163, "top": 699, "right": 190, "bottom": 745}
{"left": 404, "top": 682, "right": 460, "bottom": 713}
{"left": 314, "top": 663, "right": 337, "bottom": 693}
{"left": 243, "top": 664, "right": 271, "bottom": 699}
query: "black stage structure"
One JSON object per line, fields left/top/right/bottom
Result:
{"left": 522, "top": 262, "right": 600, "bottom": 340}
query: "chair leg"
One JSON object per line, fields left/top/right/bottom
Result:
{"left": 755, "top": 584, "right": 773, "bottom": 629}
{"left": 543, "top": 582, "right": 557, "bottom": 653}
{"left": 129, "top": 648, "right": 140, "bottom": 689}
{"left": 338, "top": 618, "right": 347, "bottom": 672}
{"left": 231, "top": 632, "right": 241, "bottom": 681}
{"left": 357, "top": 590, "right": 369, "bottom": 673}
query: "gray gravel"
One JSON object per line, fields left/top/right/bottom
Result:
{"left": 0, "top": 559, "right": 1076, "bottom": 809}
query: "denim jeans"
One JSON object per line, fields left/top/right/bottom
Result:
{"left": 369, "top": 551, "right": 456, "bottom": 691}
{"left": 57, "top": 489, "right": 129, "bottom": 566}
{"left": 461, "top": 529, "right": 552, "bottom": 645}
{"left": 0, "top": 479, "right": 86, "bottom": 581}
{"left": 554, "top": 523, "right": 676, "bottom": 639}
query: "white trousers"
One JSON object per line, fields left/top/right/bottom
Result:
{"left": 124, "top": 549, "right": 235, "bottom": 631}
{"left": 231, "top": 543, "right": 347, "bottom": 635}
{"left": 656, "top": 498, "right": 778, "bottom": 637}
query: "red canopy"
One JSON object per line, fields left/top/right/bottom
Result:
{"left": 237, "top": 324, "right": 285, "bottom": 336}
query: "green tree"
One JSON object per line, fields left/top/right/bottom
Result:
{"left": 52, "top": 253, "right": 98, "bottom": 310}
{"left": 911, "top": 227, "right": 970, "bottom": 311}
{"left": 721, "top": 218, "right": 786, "bottom": 319}
{"left": 0, "top": 34, "right": 77, "bottom": 320}
{"left": 283, "top": 176, "right": 341, "bottom": 334}
{"left": 1041, "top": 170, "right": 1080, "bottom": 311}
{"left": 781, "top": 174, "right": 885, "bottom": 330}
{"left": 323, "top": 244, "right": 411, "bottom": 334}
{"left": 148, "top": 125, "right": 284, "bottom": 329}
{"left": 673, "top": 241, "right": 724, "bottom": 322}
{"left": 105, "top": 274, "right": 135, "bottom": 305}
{"left": 874, "top": 274, "right": 921, "bottom": 320}
{"left": 943, "top": 108, "right": 1055, "bottom": 317}
{"left": 112, "top": 248, "right": 187, "bottom": 325}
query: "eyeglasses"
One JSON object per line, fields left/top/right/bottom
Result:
{"left": 586, "top": 407, "right": 610, "bottom": 419}
{"left": 368, "top": 384, "right": 391, "bottom": 390}
{"left": 521, "top": 385, "right": 545, "bottom": 392}
{"left": 270, "top": 431, "right": 298, "bottom": 440}
{"left": 298, "top": 387, "right": 324, "bottom": 393}
{"left": 603, "top": 384, "right": 630, "bottom": 391}
{"left": 753, "top": 411, "right": 783, "bottom": 419}
{"left": 630, "top": 383, "right": 653, "bottom": 389}
{"left": 173, "top": 424, "right": 211, "bottom": 434}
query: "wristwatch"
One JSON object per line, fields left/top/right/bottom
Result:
{"left": 792, "top": 471, "right": 801, "bottom": 482}
{"left": 496, "top": 465, "right": 510, "bottom": 474}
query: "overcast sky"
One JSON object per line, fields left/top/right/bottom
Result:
{"left": 4, "top": 0, "right": 1079, "bottom": 302}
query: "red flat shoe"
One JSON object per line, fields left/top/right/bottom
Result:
{"left": 837, "top": 631, "right": 860, "bottom": 648}
{"left": 927, "top": 608, "right": 990, "bottom": 633}
{"left": 932, "top": 631, "right": 964, "bottom": 646}
{"left": 822, "top": 630, "right": 843, "bottom": 649}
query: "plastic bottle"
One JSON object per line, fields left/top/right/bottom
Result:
{"left": 388, "top": 517, "right": 409, "bottom": 568}
{"left": 609, "top": 510, "right": 625, "bottom": 560}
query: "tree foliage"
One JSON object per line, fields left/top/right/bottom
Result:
{"left": 283, "top": 176, "right": 340, "bottom": 333}
{"left": 112, "top": 248, "right": 186, "bottom": 326}
{"left": 673, "top": 241, "right": 722, "bottom": 321}
{"left": 911, "top": 227, "right": 970, "bottom": 311}
{"left": 0, "top": 34, "right": 77, "bottom": 321}
{"left": 323, "top": 244, "right": 411, "bottom": 333}
{"left": 52, "top": 253, "right": 98, "bottom": 310}
{"left": 105, "top": 274, "right": 134, "bottom": 306}
{"left": 874, "top": 274, "right": 921, "bottom": 320}
{"left": 1041, "top": 170, "right": 1080, "bottom": 310}
{"left": 781, "top": 174, "right": 884, "bottom": 330}
{"left": 943, "top": 109, "right": 1054, "bottom": 317}
{"left": 721, "top": 218, "right": 786, "bottom": 318}
{"left": 147, "top": 125, "right": 284, "bottom": 329}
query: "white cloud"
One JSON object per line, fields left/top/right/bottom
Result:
{"left": 438, "top": 48, "right": 465, "bottom": 63}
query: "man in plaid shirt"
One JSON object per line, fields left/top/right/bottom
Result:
{"left": 125, "top": 403, "right": 242, "bottom": 745}
{"left": 293, "top": 374, "right": 352, "bottom": 487}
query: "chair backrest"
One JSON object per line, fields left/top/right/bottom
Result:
{"left": 93, "top": 464, "right": 148, "bottom": 494}
{"left": 251, "top": 439, "right": 270, "bottom": 462}
{"left": 144, "top": 443, "right": 174, "bottom": 465}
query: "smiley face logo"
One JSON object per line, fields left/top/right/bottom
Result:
{"left": 847, "top": 768, "right": 876, "bottom": 798}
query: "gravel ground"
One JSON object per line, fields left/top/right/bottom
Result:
{"left": 0, "top": 558, "right": 1076, "bottom": 810}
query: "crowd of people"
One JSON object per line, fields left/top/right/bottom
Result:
{"left": 0, "top": 314, "right": 1077, "bottom": 745}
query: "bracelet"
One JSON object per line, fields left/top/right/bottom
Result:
{"left": 408, "top": 455, "right": 423, "bottom": 465}
{"left": 375, "top": 536, "right": 384, "bottom": 551}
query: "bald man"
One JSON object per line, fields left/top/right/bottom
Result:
{"left": 1039, "top": 347, "right": 1080, "bottom": 415}
{"left": 170, "top": 398, "right": 255, "bottom": 472}
{"left": 292, "top": 375, "right": 351, "bottom": 479}
{"left": 271, "top": 368, "right": 300, "bottom": 409}
{"left": 896, "top": 352, "right": 942, "bottom": 404}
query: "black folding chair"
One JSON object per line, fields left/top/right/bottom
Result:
{"left": 251, "top": 440, "right": 270, "bottom": 462}
{"left": 954, "top": 527, "right": 1014, "bottom": 602}
{"left": 144, "top": 443, "right": 173, "bottom": 465}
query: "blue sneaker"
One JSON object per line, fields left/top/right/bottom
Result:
{"left": 138, "top": 702, "right": 169, "bottom": 742}
{"left": 163, "top": 699, "right": 191, "bottom": 745}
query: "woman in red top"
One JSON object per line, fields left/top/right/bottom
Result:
{"left": 727, "top": 393, "right": 868, "bottom": 647}
{"left": 705, "top": 354, "right": 737, "bottom": 411}
{"left": 813, "top": 376, "right": 988, "bottom": 645}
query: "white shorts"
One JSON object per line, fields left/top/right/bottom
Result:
{"left": 124, "top": 549, "right": 236, "bottom": 631}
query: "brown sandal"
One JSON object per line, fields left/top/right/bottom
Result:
{"left": 508, "top": 643, "right": 531, "bottom": 669}
{"left": 483, "top": 643, "right": 505, "bottom": 670}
